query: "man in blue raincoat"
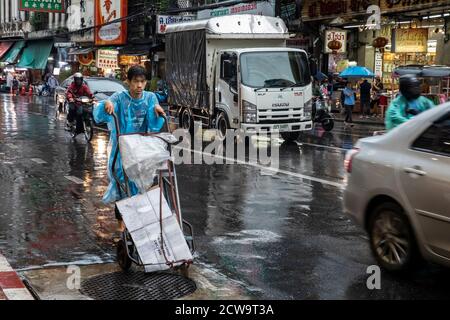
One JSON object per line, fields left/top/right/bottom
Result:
{"left": 94, "top": 65, "right": 166, "bottom": 231}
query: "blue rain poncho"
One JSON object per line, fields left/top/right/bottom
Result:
{"left": 93, "top": 90, "right": 164, "bottom": 203}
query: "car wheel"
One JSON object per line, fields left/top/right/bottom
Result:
{"left": 368, "top": 202, "right": 420, "bottom": 273}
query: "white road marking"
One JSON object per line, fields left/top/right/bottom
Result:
{"left": 31, "top": 158, "right": 47, "bottom": 164}
{"left": 174, "top": 146, "right": 345, "bottom": 189}
{"left": 5, "top": 144, "right": 18, "bottom": 149}
{"left": 64, "top": 175, "right": 84, "bottom": 184}
{"left": 0, "top": 255, "right": 13, "bottom": 272}
{"left": 3, "top": 288, "right": 34, "bottom": 300}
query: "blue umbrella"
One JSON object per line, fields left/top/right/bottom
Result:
{"left": 339, "top": 66, "right": 375, "bottom": 78}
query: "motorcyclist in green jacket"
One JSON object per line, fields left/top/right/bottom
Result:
{"left": 385, "top": 75, "right": 435, "bottom": 131}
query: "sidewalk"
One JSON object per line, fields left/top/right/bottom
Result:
{"left": 0, "top": 253, "right": 34, "bottom": 300}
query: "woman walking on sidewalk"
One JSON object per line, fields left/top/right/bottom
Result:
{"left": 343, "top": 82, "right": 355, "bottom": 127}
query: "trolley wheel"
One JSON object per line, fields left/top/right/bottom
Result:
{"left": 177, "top": 263, "right": 190, "bottom": 278}
{"left": 116, "top": 239, "right": 132, "bottom": 271}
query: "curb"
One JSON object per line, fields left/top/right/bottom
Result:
{"left": 0, "top": 253, "right": 34, "bottom": 300}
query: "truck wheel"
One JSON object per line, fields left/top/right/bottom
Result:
{"left": 216, "top": 112, "right": 229, "bottom": 141}
{"left": 281, "top": 132, "right": 300, "bottom": 142}
{"left": 180, "top": 108, "right": 194, "bottom": 135}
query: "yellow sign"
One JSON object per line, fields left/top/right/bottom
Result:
{"left": 380, "top": 0, "right": 449, "bottom": 13}
{"left": 302, "top": 0, "right": 378, "bottom": 21}
{"left": 392, "top": 28, "right": 428, "bottom": 53}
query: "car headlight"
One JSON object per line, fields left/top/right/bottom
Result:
{"left": 303, "top": 99, "right": 312, "bottom": 120}
{"left": 242, "top": 100, "right": 257, "bottom": 123}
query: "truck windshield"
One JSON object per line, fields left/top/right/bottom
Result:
{"left": 240, "top": 51, "right": 311, "bottom": 88}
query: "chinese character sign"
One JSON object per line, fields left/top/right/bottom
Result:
{"left": 96, "top": 49, "right": 119, "bottom": 69}
{"left": 20, "top": 0, "right": 65, "bottom": 13}
{"left": 95, "top": 0, "right": 127, "bottom": 45}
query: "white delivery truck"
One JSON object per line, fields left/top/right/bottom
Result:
{"left": 164, "top": 14, "right": 313, "bottom": 141}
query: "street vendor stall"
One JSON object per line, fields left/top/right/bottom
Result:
{"left": 392, "top": 65, "right": 450, "bottom": 104}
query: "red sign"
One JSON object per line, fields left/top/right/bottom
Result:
{"left": 94, "top": 0, "right": 127, "bottom": 46}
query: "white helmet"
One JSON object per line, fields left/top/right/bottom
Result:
{"left": 73, "top": 72, "right": 83, "bottom": 86}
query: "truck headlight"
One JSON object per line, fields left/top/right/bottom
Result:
{"left": 303, "top": 99, "right": 312, "bottom": 120}
{"left": 242, "top": 100, "right": 257, "bottom": 123}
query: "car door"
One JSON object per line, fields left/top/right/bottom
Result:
{"left": 399, "top": 112, "right": 450, "bottom": 259}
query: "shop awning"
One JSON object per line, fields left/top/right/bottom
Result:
{"left": 0, "top": 42, "right": 13, "bottom": 60}
{"left": 1, "top": 40, "right": 25, "bottom": 64}
{"left": 68, "top": 47, "right": 95, "bottom": 55}
{"left": 17, "top": 40, "right": 54, "bottom": 70}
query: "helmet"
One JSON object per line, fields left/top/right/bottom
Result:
{"left": 73, "top": 72, "right": 83, "bottom": 87}
{"left": 399, "top": 75, "right": 421, "bottom": 101}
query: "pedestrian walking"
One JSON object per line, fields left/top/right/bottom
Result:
{"left": 12, "top": 76, "right": 19, "bottom": 96}
{"left": 360, "top": 79, "right": 372, "bottom": 118}
{"left": 343, "top": 82, "right": 355, "bottom": 127}
{"left": 371, "top": 76, "right": 383, "bottom": 117}
{"left": 47, "top": 74, "right": 59, "bottom": 96}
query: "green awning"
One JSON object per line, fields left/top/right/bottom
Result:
{"left": 17, "top": 40, "right": 53, "bottom": 70}
{"left": 1, "top": 40, "right": 25, "bottom": 64}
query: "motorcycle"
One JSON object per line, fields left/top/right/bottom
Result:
{"left": 312, "top": 96, "right": 334, "bottom": 131}
{"left": 66, "top": 96, "right": 95, "bottom": 142}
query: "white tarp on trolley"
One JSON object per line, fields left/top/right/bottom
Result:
{"left": 116, "top": 187, "right": 193, "bottom": 272}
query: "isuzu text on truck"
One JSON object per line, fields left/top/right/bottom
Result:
{"left": 165, "top": 14, "right": 313, "bottom": 142}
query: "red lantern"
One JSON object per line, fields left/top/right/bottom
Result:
{"left": 328, "top": 40, "right": 342, "bottom": 54}
{"left": 373, "top": 37, "right": 389, "bottom": 53}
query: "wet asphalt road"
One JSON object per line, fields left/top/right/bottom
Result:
{"left": 0, "top": 94, "right": 449, "bottom": 299}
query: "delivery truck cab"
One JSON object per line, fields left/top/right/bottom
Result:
{"left": 165, "top": 14, "right": 313, "bottom": 142}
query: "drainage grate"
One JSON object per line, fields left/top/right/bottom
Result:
{"left": 80, "top": 271, "right": 197, "bottom": 300}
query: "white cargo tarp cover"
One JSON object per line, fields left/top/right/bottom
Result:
{"left": 116, "top": 187, "right": 193, "bottom": 272}
{"left": 119, "top": 133, "right": 177, "bottom": 193}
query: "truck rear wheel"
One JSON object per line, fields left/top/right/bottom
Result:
{"left": 180, "top": 108, "right": 194, "bottom": 135}
{"left": 281, "top": 132, "right": 300, "bottom": 142}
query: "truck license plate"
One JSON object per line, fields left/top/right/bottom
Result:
{"left": 274, "top": 124, "right": 289, "bottom": 131}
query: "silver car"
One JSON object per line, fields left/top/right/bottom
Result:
{"left": 344, "top": 102, "right": 450, "bottom": 272}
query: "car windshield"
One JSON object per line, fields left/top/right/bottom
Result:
{"left": 87, "top": 79, "right": 126, "bottom": 93}
{"left": 240, "top": 51, "right": 311, "bottom": 88}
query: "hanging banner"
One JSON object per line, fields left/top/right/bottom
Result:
{"left": 96, "top": 49, "right": 119, "bottom": 69}
{"left": 391, "top": 28, "right": 428, "bottom": 53}
{"left": 19, "top": 0, "right": 65, "bottom": 13}
{"left": 68, "top": 0, "right": 95, "bottom": 42}
{"left": 94, "top": 0, "right": 127, "bottom": 45}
